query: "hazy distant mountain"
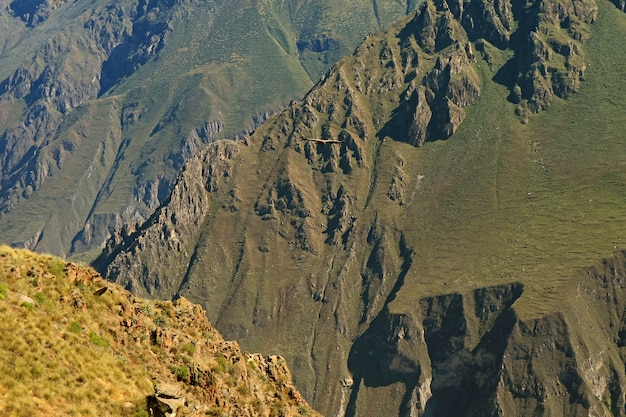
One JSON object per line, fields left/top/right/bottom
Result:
{"left": 0, "top": 0, "right": 416, "bottom": 258}
{"left": 95, "top": 0, "right": 626, "bottom": 415}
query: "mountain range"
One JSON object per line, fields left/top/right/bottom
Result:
{"left": 3, "top": 0, "right": 626, "bottom": 415}
{"left": 91, "top": 0, "right": 626, "bottom": 415}
{"left": 0, "top": 0, "right": 416, "bottom": 258}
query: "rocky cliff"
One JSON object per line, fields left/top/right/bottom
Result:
{"left": 0, "top": 245, "right": 319, "bottom": 416}
{"left": 347, "top": 265, "right": 626, "bottom": 417}
{"left": 0, "top": 0, "right": 416, "bottom": 257}
{"left": 94, "top": 0, "right": 626, "bottom": 416}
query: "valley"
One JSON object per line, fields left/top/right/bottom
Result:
{"left": 2, "top": 0, "right": 626, "bottom": 415}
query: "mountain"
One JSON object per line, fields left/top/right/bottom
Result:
{"left": 0, "top": 245, "right": 320, "bottom": 416}
{"left": 0, "top": 0, "right": 417, "bottom": 258}
{"left": 93, "top": 0, "right": 626, "bottom": 415}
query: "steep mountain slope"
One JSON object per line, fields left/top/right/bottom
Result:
{"left": 94, "top": 0, "right": 626, "bottom": 415}
{"left": 0, "top": 245, "right": 320, "bottom": 416}
{"left": 0, "top": 0, "right": 416, "bottom": 258}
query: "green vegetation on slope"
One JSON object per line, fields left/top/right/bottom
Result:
{"left": 394, "top": 0, "right": 626, "bottom": 319}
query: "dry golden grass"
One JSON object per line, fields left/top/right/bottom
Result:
{"left": 0, "top": 246, "right": 150, "bottom": 416}
{"left": 0, "top": 245, "right": 318, "bottom": 417}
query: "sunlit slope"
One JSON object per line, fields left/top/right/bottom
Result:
{"left": 395, "top": 1, "right": 626, "bottom": 318}
{"left": 95, "top": 0, "right": 626, "bottom": 415}
{"left": 0, "top": 0, "right": 414, "bottom": 257}
{"left": 0, "top": 246, "right": 319, "bottom": 416}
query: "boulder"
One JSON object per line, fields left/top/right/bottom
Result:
{"left": 153, "top": 382, "right": 186, "bottom": 417}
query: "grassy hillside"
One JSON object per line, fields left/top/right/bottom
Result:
{"left": 394, "top": 0, "right": 626, "bottom": 319}
{"left": 0, "top": 245, "right": 319, "bottom": 416}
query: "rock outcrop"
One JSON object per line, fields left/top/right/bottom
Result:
{"left": 153, "top": 382, "right": 186, "bottom": 417}
{"left": 9, "top": 0, "right": 70, "bottom": 27}
{"left": 0, "top": 246, "right": 319, "bottom": 416}
{"left": 94, "top": 140, "right": 239, "bottom": 299}
{"left": 339, "top": 251, "right": 626, "bottom": 417}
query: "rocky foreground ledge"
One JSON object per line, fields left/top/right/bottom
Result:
{"left": 0, "top": 245, "right": 319, "bottom": 417}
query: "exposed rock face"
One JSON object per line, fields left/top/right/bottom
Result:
{"left": 344, "top": 257, "right": 626, "bottom": 417}
{"left": 297, "top": 34, "right": 341, "bottom": 53}
{"left": 407, "top": 40, "right": 480, "bottom": 145}
{"left": 348, "top": 284, "right": 516, "bottom": 415}
{"left": 0, "top": 2, "right": 136, "bottom": 203}
{"left": 362, "top": 0, "right": 595, "bottom": 146}
{"left": 9, "top": 0, "right": 70, "bottom": 27}
{"left": 0, "top": 0, "right": 416, "bottom": 258}
{"left": 94, "top": 140, "right": 239, "bottom": 299}
{"left": 153, "top": 382, "right": 186, "bottom": 417}
{"left": 407, "top": 0, "right": 595, "bottom": 125}
{"left": 94, "top": 1, "right": 626, "bottom": 416}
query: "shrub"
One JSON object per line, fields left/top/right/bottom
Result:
{"left": 154, "top": 316, "right": 167, "bottom": 328}
{"left": 269, "top": 402, "right": 286, "bottom": 417}
{"left": 47, "top": 259, "right": 66, "bottom": 277}
{"left": 214, "top": 354, "right": 228, "bottom": 372}
{"left": 182, "top": 343, "right": 196, "bottom": 356}
{"left": 89, "top": 331, "right": 109, "bottom": 347}
{"left": 21, "top": 302, "right": 35, "bottom": 311}
{"left": 33, "top": 292, "right": 48, "bottom": 305}
{"left": 237, "top": 382, "right": 250, "bottom": 396}
{"left": 252, "top": 399, "right": 263, "bottom": 413}
{"left": 68, "top": 321, "right": 82, "bottom": 334}
{"left": 0, "top": 283, "right": 6, "bottom": 300}
{"left": 173, "top": 365, "right": 189, "bottom": 381}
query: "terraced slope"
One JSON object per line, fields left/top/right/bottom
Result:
{"left": 0, "top": 0, "right": 416, "bottom": 258}
{"left": 0, "top": 245, "right": 319, "bottom": 416}
{"left": 95, "top": 0, "right": 626, "bottom": 415}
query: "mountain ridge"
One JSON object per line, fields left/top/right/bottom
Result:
{"left": 0, "top": 0, "right": 416, "bottom": 258}
{"left": 93, "top": 0, "right": 626, "bottom": 415}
